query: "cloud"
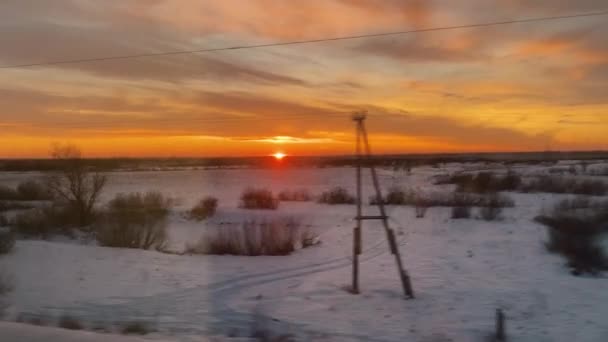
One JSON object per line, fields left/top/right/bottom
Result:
{"left": 0, "top": 87, "right": 345, "bottom": 137}
{"left": 231, "top": 135, "right": 337, "bottom": 144}
{"left": 333, "top": 105, "right": 556, "bottom": 150}
{"left": 1, "top": 0, "right": 607, "bottom": 156}
{"left": 354, "top": 35, "right": 487, "bottom": 63}
{"left": 338, "top": 0, "right": 433, "bottom": 28}
{"left": 0, "top": 4, "right": 306, "bottom": 86}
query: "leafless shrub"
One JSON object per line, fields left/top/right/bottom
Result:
{"left": 415, "top": 203, "right": 428, "bottom": 218}
{"left": 0, "top": 201, "right": 33, "bottom": 212}
{"left": 438, "top": 172, "right": 522, "bottom": 193}
{"left": 240, "top": 188, "right": 279, "bottom": 210}
{"left": 589, "top": 167, "right": 608, "bottom": 176}
{"left": 188, "top": 197, "right": 218, "bottom": 221}
{"left": 372, "top": 189, "right": 514, "bottom": 208}
{"left": 370, "top": 187, "right": 415, "bottom": 205}
{"left": 12, "top": 210, "right": 47, "bottom": 237}
{"left": 95, "top": 191, "right": 171, "bottom": 250}
{"left": 58, "top": 315, "right": 84, "bottom": 330}
{"left": 451, "top": 206, "right": 472, "bottom": 219}
{"left": 0, "top": 228, "right": 15, "bottom": 254}
{"left": 536, "top": 198, "right": 608, "bottom": 275}
{"left": 45, "top": 143, "right": 107, "bottom": 227}
{"left": 188, "top": 218, "right": 316, "bottom": 256}
{"left": 11, "top": 204, "right": 74, "bottom": 238}
{"left": 16, "top": 180, "right": 52, "bottom": 201}
{"left": 15, "top": 313, "right": 50, "bottom": 326}
{"left": 278, "top": 189, "right": 312, "bottom": 202}
{"left": 0, "top": 185, "right": 18, "bottom": 201}
{"left": 479, "top": 194, "right": 505, "bottom": 221}
{"left": 0, "top": 214, "right": 7, "bottom": 226}
{"left": 318, "top": 187, "right": 356, "bottom": 205}
{"left": 121, "top": 321, "right": 151, "bottom": 335}
{"left": 0, "top": 269, "right": 14, "bottom": 296}
{"left": 521, "top": 176, "right": 607, "bottom": 195}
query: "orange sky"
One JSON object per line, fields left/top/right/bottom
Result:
{"left": 1, "top": 0, "right": 607, "bottom": 158}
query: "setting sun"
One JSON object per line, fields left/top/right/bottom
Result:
{"left": 273, "top": 152, "right": 286, "bottom": 160}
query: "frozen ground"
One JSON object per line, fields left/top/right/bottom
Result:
{"left": 1, "top": 163, "right": 608, "bottom": 341}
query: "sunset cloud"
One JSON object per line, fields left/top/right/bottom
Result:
{"left": 1, "top": 1, "right": 607, "bottom": 157}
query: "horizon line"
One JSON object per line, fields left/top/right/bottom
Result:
{"left": 1, "top": 149, "right": 607, "bottom": 161}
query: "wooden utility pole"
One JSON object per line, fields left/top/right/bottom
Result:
{"left": 351, "top": 112, "right": 414, "bottom": 299}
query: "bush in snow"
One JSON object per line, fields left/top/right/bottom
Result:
{"left": 521, "top": 176, "right": 607, "bottom": 196}
{"left": 0, "top": 185, "right": 19, "bottom": 201}
{"left": 0, "top": 201, "right": 33, "bottom": 213}
{"left": 278, "top": 188, "right": 312, "bottom": 202}
{"left": 535, "top": 198, "right": 608, "bottom": 275}
{"left": 479, "top": 194, "right": 505, "bottom": 221}
{"left": 240, "top": 188, "right": 279, "bottom": 210}
{"left": 0, "top": 228, "right": 15, "bottom": 254}
{"left": 121, "top": 321, "right": 152, "bottom": 335}
{"left": 188, "top": 196, "right": 218, "bottom": 221}
{"left": 58, "top": 315, "right": 84, "bottom": 330}
{"left": 318, "top": 187, "right": 356, "bottom": 205}
{"left": 11, "top": 204, "right": 74, "bottom": 238}
{"left": 95, "top": 191, "right": 171, "bottom": 250}
{"left": 0, "top": 269, "right": 14, "bottom": 296}
{"left": 372, "top": 189, "right": 513, "bottom": 209}
{"left": 12, "top": 209, "right": 47, "bottom": 237}
{"left": 187, "top": 218, "right": 318, "bottom": 256}
{"left": 369, "top": 187, "right": 415, "bottom": 205}
{"left": 16, "top": 180, "right": 52, "bottom": 201}
{"left": 415, "top": 203, "right": 428, "bottom": 218}
{"left": 439, "top": 171, "right": 522, "bottom": 193}
{"left": 451, "top": 206, "right": 472, "bottom": 219}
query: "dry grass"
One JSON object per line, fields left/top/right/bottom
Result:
{"left": 188, "top": 197, "right": 218, "bottom": 220}
{"left": 58, "top": 315, "right": 84, "bottom": 330}
{"left": 95, "top": 191, "right": 171, "bottom": 250}
{"left": 121, "top": 321, "right": 152, "bottom": 335}
{"left": 0, "top": 185, "right": 18, "bottom": 201}
{"left": 0, "top": 201, "right": 33, "bottom": 213}
{"left": 240, "top": 188, "right": 279, "bottom": 210}
{"left": 278, "top": 189, "right": 312, "bottom": 202}
{"left": 372, "top": 188, "right": 514, "bottom": 208}
{"left": 16, "top": 180, "right": 53, "bottom": 201}
{"left": 535, "top": 198, "right": 608, "bottom": 275}
{"left": 187, "top": 218, "right": 317, "bottom": 256}
{"left": 0, "top": 269, "right": 14, "bottom": 296}
{"left": 11, "top": 205, "right": 74, "bottom": 238}
{"left": 479, "top": 194, "right": 506, "bottom": 221}
{"left": 451, "top": 206, "right": 472, "bottom": 219}
{"left": 0, "top": 228, "right": 15, "bottom": 254}
{"left": 318, "top": 187, "right": 355, "bottom": 205}
{"left": 521, "top": 176, "right": 607, "bottom": 195}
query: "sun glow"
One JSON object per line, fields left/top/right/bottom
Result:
{"left": 273, "top": 152, "right": 286, "bottom": 160}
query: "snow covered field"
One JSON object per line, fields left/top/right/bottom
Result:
{"left": 1, "top": 163, "right": 608, "bottom": 341}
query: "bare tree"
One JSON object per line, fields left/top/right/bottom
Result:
{"left": 46, "top": 144, "right": 107, "bottom": 227}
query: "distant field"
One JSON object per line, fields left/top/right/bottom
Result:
{"left": 1, "top": 150, "right": 607, "bottom": 172}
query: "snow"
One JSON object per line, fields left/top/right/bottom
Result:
{"left": 1, "top": 164, "right": 608, "bottom": 341}
{"left": 0, "top": 321, "right": 201, "bottom": 342}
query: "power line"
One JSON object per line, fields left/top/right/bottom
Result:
{"left": 8, "top": 112, "right": 352, "bottom": 129}
{"left": 1, "top": 10, "right": 607, "bottom": 69}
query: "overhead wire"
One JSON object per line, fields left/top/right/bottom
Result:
{"left": 0, "top": 10, "right": 607, "bottom": 69}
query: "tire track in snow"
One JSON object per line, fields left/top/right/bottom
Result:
{"left": 35, "top": 226, "right": 407, "bottom": 341}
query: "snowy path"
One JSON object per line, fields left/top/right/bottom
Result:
{"left": 20, "top": 221, "right": 405, "bottom": 341}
